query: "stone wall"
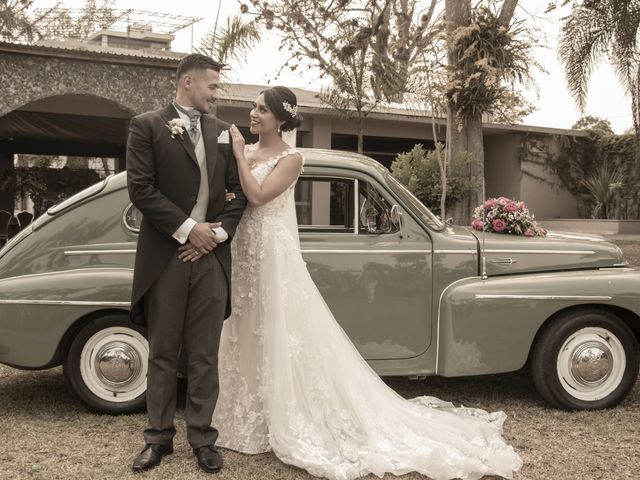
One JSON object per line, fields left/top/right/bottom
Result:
{"left": 0, "top": 52, "right": 177, "bottom": 116}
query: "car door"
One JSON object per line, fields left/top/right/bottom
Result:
{"left": 296, "top": 171, "right": 433, "bottom": 361}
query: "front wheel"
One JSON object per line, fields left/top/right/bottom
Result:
{"left": 64, "top": 314, "right": 148, "bottom": 414}
{"left": 531, "top": 309, "right": 639, "bottom": 410}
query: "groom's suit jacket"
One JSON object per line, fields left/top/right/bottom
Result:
{"left": 126, "top": 104, "right": 246, "bottom": 326}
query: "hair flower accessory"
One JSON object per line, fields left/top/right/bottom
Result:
{"left": 282, "top": 101, "right": 298, "bottom": 118}
{"left": 166, "top": 118, "right": 186, "bottom": 138}
{"left": 471, "top": 196, "right": 546, "bottom": 237}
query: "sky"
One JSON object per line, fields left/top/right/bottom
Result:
{"left": 37, "top": 0, "right": 634, "bottom": 134}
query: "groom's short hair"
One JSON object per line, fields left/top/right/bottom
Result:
{"left": 176, "top": 54, "right": 224, "bottom": 82}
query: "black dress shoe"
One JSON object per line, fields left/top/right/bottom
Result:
{"left": 131, "top": 442, "right": 174, "bottom": 472}
{"left": 193, "top": 445, "right": 223, "bottom": 473}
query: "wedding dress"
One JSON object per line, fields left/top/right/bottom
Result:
{"left": 212, "top": 148, "right": 522, "bottom": 480}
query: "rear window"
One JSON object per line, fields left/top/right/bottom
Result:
{"left": 47, "top": 177, "right": 110, "bottom": 215}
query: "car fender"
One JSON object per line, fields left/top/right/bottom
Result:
{"left": 0, "top": 268, "right": 132, "bottom": 368}
{"left": 436, "top": 268, "right": 640, "bottom": 377}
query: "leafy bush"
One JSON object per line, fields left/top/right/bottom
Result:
{"left": 390, "top": 143, "right": 478, "bottom": 216}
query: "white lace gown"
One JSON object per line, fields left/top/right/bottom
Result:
{"left": 212, "top": 148, "right": 523, "bottom": 480}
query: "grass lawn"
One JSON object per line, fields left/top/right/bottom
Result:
{"left": 1, "top": 241, "right": 639, "bottom": 479}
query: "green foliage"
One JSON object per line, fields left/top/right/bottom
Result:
{"left": 245, "top": 1, "right": 441, "bottom": 152}
{"left": 558, "top": 0, "right": 640, "bottom": 111}
{"left": 520, "top": 116, "right": 639, "bottom": 219}
{"left": 446, "top": 4, "right": 539, "bottom": 123}
{"left": 196, "top": 14, "right": 261, "bottom": 66}
{"left": 0, "top": 0, "right": 37, "bottom": 41}
{"left": 28, "top": 0, "right": 117, "bottom": 41}
{"left": 1, "top": 166, "right": 101, "bottom": 216}
{"left": 581, "top": 164, "right": 625, "bottom": 219}
{"left": 390, "top": 143, "right": 478, "bottom": 216}
{"left": 558, "top": 0, "right": 640, "bottom": 173}
{"left": 572, "top": 116, "right": 614, "bottom": 134}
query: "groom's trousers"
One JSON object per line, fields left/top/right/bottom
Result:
{"left": 143, "top": 249, "right": 227, "bottom": 449}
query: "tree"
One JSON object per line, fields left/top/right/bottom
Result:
{"left": 1, "top": 0, "right": 37, "bottom": 41}
{"left": 0, "top": 1, "right": 120, "bottom": 43}
{"left": 243, "top": 0, "right": 534, "bottom": 221}
{"left": 245, "top": 0, "right": 439, "bottom": 153}
{"left": 196, "top": 13, "right": 261, "bottom": 67}
{"left": 557, "top": 0, "right": 640, "bottom": 174}
{"left": 444, "top": 0, "right": 527, "bottom": 223}
{"left": 573, "top": 115, "right": 615, "bottom": 135}
{"left": 41, "top": 0, "right": 117, "bottom": 40}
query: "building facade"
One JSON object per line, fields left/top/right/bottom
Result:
{"left": 0, "top": 41, "right": 583, "bottom": 220}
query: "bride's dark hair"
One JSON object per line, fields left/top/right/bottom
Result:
{"left": 261, "top": 86, "right": 303, "bottom": 132}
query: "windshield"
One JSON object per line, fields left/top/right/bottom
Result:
{"left": 385, "top": 173, "right": 444, "bottom": 230}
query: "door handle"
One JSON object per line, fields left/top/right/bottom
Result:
{"left": 490, "top": 257, "right": 516, "bottom": 265}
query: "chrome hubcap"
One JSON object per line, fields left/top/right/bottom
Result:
{"left": 570, "top": 342, "right": 612, "bottom": 386}
{"left": 80, "top": 326, "right": 148, "bottom": 403}
{"left": 96, "top": 342, "right": 141, "bottom": 386}
{"left": 557, "top": 327, "right": 625, "bottom": 402}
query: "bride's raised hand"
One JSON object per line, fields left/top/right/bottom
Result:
{"left": 229, "top": 124, "right": 246, "bottom": 161}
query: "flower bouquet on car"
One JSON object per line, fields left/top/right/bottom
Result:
{"left": 471, "top": 196, "right": 547, "bottom": 237}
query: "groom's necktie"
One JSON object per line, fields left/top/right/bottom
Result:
{"left": 173, "top": 102, "right": 201, "bottom": 145}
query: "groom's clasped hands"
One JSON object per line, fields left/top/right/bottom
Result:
{"left": 179, "top": 221, "right": 223, "bottom": 262}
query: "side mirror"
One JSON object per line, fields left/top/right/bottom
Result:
{"left": 360, "top": 199, "right": 376, "bottom": 232}
{"left": 360, "top": 199, "right": 400, "bottom": 234}
{"left": 390, "top": 204, "right": 401, "bottom": 227}
{"left": 390, "top": 204, "right": 403, "bottom": 238}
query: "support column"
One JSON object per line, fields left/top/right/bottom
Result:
{"left": 0, "top": 151, "right": 15, "bottom": 214}
{"left": 304, "top": 117, "right": 332, "bottom": 149}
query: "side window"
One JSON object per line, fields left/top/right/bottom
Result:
{"left": 295, "top": 178, "right": 354, "bottom": 232}
{"left": 123, "top": 203, "right": 142, "bottom": 233}
{"left": 358, "top": 181, "right": 397, "bottom": 234}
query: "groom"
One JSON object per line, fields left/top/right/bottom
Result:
{"left": 127, "top": 53, "right": 246, "bottom": 473}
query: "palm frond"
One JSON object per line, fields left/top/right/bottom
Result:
{"left": 558, "top": 4, "right": 614, "bottom": 111}
{"left": 196, "top": 14, "right": 261, "bottom": 65}
{"left": 559, "top": 0, "right": 640, "bottom": 111}
{"left": 581, "top": 163, "right": 625, "bottom": 218}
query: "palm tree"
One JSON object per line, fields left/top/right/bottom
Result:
{"left": 558, "top": 0, "right": 640, "bottom": 172}
{"left": 196, "top": 13, "right": 261, "bottom": 69}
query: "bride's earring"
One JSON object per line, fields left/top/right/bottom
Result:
{"left": 277, "top": 124, "right": 282, "bottom": 134}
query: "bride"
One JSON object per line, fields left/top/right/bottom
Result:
{"left": 180, "top": 86, "right": 522, "bottom": 480}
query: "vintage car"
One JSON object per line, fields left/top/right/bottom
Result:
{"left": 1, "top": 148, "right": 639, "bottom": 414}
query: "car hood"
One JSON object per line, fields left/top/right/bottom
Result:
{"left": 468, "top": 229, "right": 627, "bottom": 276}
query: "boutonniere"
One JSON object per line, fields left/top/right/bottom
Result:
{"left": 217, "top": 130, "right": 229, "bottom": 144}
{"left": 166, "top": 118, "right": 186, "bottom": 138}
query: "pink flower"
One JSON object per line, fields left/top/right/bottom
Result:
{"left": 483, "top": 198, "right": 497, "bottom": 210}
{"left": 471, "top": 219, "right": 484, "bottom": 231}
{"left": 497, "top": 197, "right": 509, "bottom": 206}
{"left": 524, "top": 228, "right": 535, "bottom": 237}
{"left": 504, "top": 202, "right": 518, "bottom": 213}
{"left": 491, "top": 218, "right": 507, "bottom": 233}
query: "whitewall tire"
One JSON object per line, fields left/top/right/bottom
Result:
{"left": 64, "top": 314, "right": 148, "bottom": 414}
{"left": 532, "top": 309, "right": 639, "bottom": 410}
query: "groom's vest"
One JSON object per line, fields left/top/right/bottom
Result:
{"left": 191, "top": 133, "right": 208, "bottom": 222}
